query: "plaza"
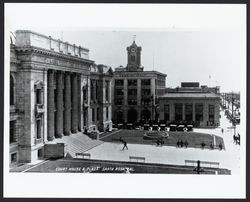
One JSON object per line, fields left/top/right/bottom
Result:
{"left": 13, "top": 107, "right": 240, "bottom": 175}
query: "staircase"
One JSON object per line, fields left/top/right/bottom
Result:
{"left": 54, "top": 133, "right": 103, "bottom": 157}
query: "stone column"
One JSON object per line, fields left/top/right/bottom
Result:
{"left": 137, "top": 79, "right": 141, "bottom": 106}
{"left": 47, "top": 70, "right": 55, "bottom": 141}
{"left": 182, "top": 103, "right": 185, "bottom": 121}
{"left": 64, "top": 72, "right": 71, "bottom": 136}
{"left": 124, "top": 79, "right": 128, "bottom": 105}
{"left": 55, "top": 71, "right": 63, "bottom": 138}
{"left": 77, "top": 74, "right": 82, "bottom": 131}
{"left": 192, "top": 103, "right": 196, "bottom": 122}
{"left": 71, "top": 73, "right": 78, "bottom": 133}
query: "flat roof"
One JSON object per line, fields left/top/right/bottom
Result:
{"left": 159, "top": 92, "right": 220, "bottom": 99}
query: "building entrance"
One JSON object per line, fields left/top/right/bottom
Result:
{"left": 127, "top": 108, "right": 137, "bottom": 123}
{"left": 141, "top": 109, "right": 151, "bottom": 121}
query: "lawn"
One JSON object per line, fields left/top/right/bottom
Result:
{"left": 101, "top": 129, "right": 225, "bottom": 150}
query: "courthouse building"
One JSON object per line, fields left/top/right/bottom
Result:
{"left": 112, "top": 41, "right": 167, "bottom": 123}
{"left": 9, "top": 30, "right": 112, "bottom": 165}
{"left": 158, "top": 82, "right": 221, "bottom": 127}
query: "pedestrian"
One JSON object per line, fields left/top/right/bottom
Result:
{"left": 156, "top": 139, "right": 160, "bottom": 146}
{"left": 122, "top": 141, "right": 128, "bottom": 150}
{"left": 209, "top": 142, "right": 214, "bottom": 149}
{"left": 221, "top": 128, "right": 224, "bottom": 134}
{"left": 184, "top": 140, "right": 188, "bottom": 148}
{"left": 180, "top": 140, "right": 183, "bottom": 148}
{"left": 233, "top": 134, "right": 236, "bottom": 143}
{"left": 218, "top": 142, "right": 223, "bottom": 150}
{"left": 177, "top": 139, "right": 180, "bottom": 147}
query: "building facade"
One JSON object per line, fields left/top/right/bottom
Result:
{"left": 89, "top": 64, "right": 113, "bottom": 132}
{"left": 112, "top": 41, "right": 167, "bottom": 123}
{"left": 159, "top": 82, "right": 221, "bottom": 127}
{"left": 9, "top": 30, "right": 112, "bottom": 165}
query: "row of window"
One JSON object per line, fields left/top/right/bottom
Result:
{"left": 114, "top": 98, "right": 153, "bottom": 106}
{"left": 115, "top": 79, "right": 151, "bottom": 87}
{"left": 163, "top": 104, "right": 215, "bottom": 122}
{"left": 115, "top": 89, "right": 152, "bottom": 97}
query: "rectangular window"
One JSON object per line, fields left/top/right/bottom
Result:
{"left": 195, "top": 104, "right": 204, "bottom": 122}
{"left": 11, "top": 153, "right": 17, "bottom": 163}
{"left": 164, "top": 104, "right": 170, "bottom": 121}
{"left": 92, "top": 108, "right": 95, "bottom": 122}
{"left": 128, "top": 89, "right": 137, "bottom": 96}
{"left": 141, "top": 98, "right": 150, "bottom": 106}
{"left": 141, "top": 79, "right": 151, "bottom": 86}
{"left": 90, "top": 80, "right": 94, "bottom": 100}
{"left": 115, "top": 89, "right": 124, "bottom": 96}
{"left": 128, "top": 79, "right": 137, "bottom": 86}
{"left": 141, "top": 89, "right": 151, "bottom": 96}
{"left": 105, "top": 81, "right": 109, "bottom": 101}
{"left": 96, "top": 81, "right": 99, "bottom": 101}
{"left": 128, "top": 99, "right": 137, "bottom": 105}
{"left": 10, "top": 121, "right": 16, "bottom": 143}
{"left": 36, "top": 119, "right": 42, "bottom": 139}
{"left": 209, "top": 105, "right": 215, "bottom": 122}
{"left": 175, "top": 103, "right": 183, "bottom": 121}
{"left": 83, "top": 87, "right": 87, "bottom": 101}
{"left": 185, "top": 104, "right": 193, "bottom": 121}
{"left": 106, "top": 107, "right": 109, "bottom": 120}
{"left": 115, "top": 99, "right": 123, "bottom": 105}
{"left": 115, "top": 79, "right": 124, "bottom": 86}
{"left": 36, "top": 89, "right": 42, "bottom": 104}
{"left": 97, "top": 108, "right": 99, "bottom": 121}
{"left": 38, "top": 148, "right": 43, "bottom": 159}
{"left": 131, "top": 55, "right": 136, "bottom": 62}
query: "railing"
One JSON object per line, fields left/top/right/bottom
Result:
{"left": 129, "top": 156, "right": 145, "bottom": 163}
{"left": 185, "top": 160, "right": 219, "bottom": 168}
{"left": 75, "top": 153, "right": 91, "bottom": 159}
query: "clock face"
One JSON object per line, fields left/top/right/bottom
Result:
{"left": 131, "top": 48, "right": 136, "bottom": 52}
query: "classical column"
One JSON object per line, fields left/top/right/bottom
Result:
{"left": 55, "top": 71, "right": 63, "bottom": 138}
{"left": 77, "top": 74, "right": 82, "bottom": 131}
{"left": 192, "top": 103, "right": 196, "bottom": 122}
{"left": 47, "top": 70, "right": 55, "bottom": 141}
{"left": 71, "top": 73, "right": 78, "bottom": 133}
{"left": 124, "top": 79, "right": 128, "bottom": 105}
{"left": 64, "top": 72, "right": 71, "bottom": 136}
{"left": 182, "top": 103, "right": 185, "bottom": 121}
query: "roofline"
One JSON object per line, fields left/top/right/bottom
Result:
{"left": 15, "top": 30, "right": 90, "bottom": 52}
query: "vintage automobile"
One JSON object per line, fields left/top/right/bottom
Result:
{"left": 143, "top": 131, "right": 169, "bottom": 140}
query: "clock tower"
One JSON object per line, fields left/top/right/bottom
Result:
{"left": 126, "top": 40, "right": 143, "bottom": 71}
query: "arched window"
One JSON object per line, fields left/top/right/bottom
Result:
{"left": 10, "top": 75, "right": 14, "bottom": 105}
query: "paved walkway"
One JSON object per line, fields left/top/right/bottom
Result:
{"left": 87, "top": 109, "right": 241, "bottom": 174}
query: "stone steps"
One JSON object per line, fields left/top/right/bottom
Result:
{"left": 54, "top": 133, "right": 103, "bottom": 157}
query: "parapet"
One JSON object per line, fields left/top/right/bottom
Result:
{"left": 15, "top": 30, "right": 89, "bottom": 60}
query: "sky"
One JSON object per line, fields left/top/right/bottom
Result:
{"left": 5, "top": 4, "right": 246, "bottom": 92}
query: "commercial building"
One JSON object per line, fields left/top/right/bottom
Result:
{"left": 112, "top": 41, "right": 167, "bottom": 123}
{"left": 9, "top": 30, "right": 112, "bottom": 165}
{"left": 158, "top": 82, "right": 221, "bottom": 127}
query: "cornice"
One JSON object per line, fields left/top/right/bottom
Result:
{"left": 14, "top": 45, "right": 94, "bottom": 66}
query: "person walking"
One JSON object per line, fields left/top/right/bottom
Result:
{"left": 122, "top": 140, "right": 128, "bottom": 150}
{"left": 221, "top": 128, "right": 224, "bottom": 134}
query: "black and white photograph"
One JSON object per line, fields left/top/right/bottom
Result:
{"left": 4, "top": 3, "right": 246, "bottom": 198}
